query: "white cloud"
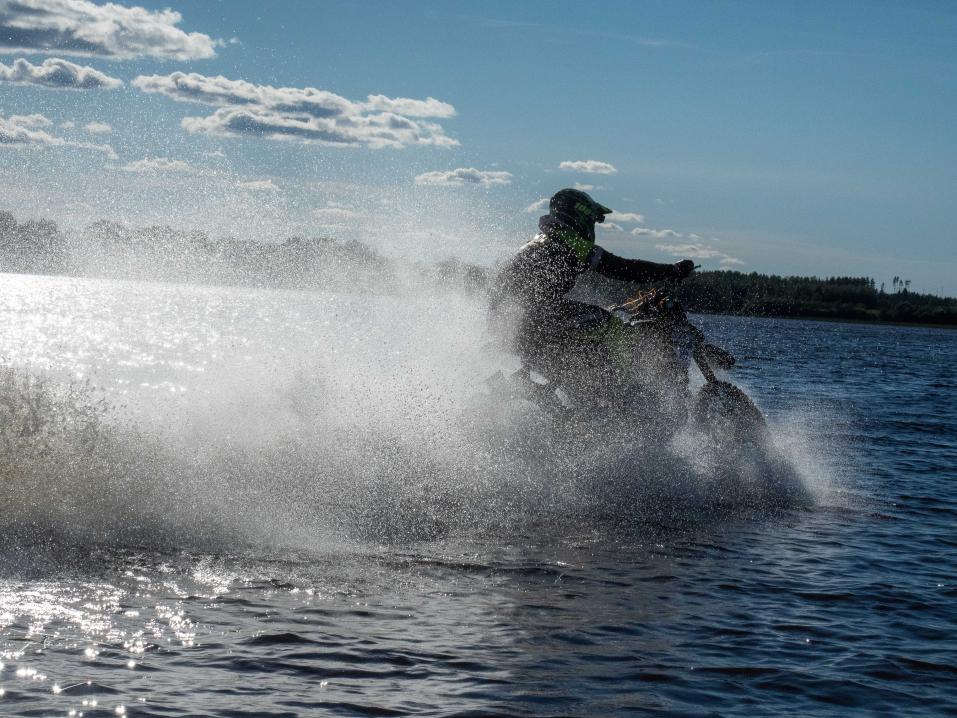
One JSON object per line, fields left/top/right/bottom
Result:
{"left": 559, "top": 160, "right": 617, "bottom": 174}
{"left": 237, "top": 179, "right": 278, "bottom": 191}
{"left": 655, "top": 243, "right": 723, "bottom": 260}
{"left": 134, "top": 72, "right": 350, "bottom": 112}
{"left": 83, "top": 120, "right": 111, "bottom": 134}
{"left": 180, "top": 106, "right": 456, "bottom": 149}
{"left": 608, "top": 211, "right": 645, "bottom": 224}
{"left": 4, "top": 112, "right": 50, "bottom": 128}
{"left": 133, "top": 72, "right": 455, "bottom": 119}
{"left": 598, "top": 222, "right": 624, "bottom": 232}
{"left": 313, "top": 202, "right": 363, "bottom": 225}
{"left": 632, "top": 223, "right": 743, "bottom": 265}
{"left": 363, "top": 95, "right": 456, "bottom": 118}
{"left": 525, "top": 197, "right": 549, "bottom": 213}
{"left": 652, "top": 239, "right": 743, "bottom": 266}
{"left": 632, "top": 227, "right": 681, "bottom": 239}
{"left": 59, "top": 120, "right": 75, "bottom": 129}
{"left": 119, "top": 157, "right": 194, "bottom": 173}
{"left": 573, "top": 182, "right": 594, "bottom": 191}
{"left": 0, "top": 57, "right": 122, "bottom": 89}
{"left": 0, "top": 112, "right": 115, "bottom": 157}
{"left": 0, "top": 0, "right": 219, "bottom": 60}
{"left": 132, "top": 72, "right": 457, "bottom": 149}
{"left": 414, "top": 167, "right": 512, "bottom": 187}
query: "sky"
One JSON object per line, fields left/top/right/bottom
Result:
{"left": 1, "top": 0, "right": 955, "bottom": 293}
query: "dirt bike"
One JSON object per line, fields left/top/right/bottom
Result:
{"left": 487, "top": 285, "right": 769, "bottom": 445}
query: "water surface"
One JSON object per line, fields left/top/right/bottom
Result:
{"left": 0, "top": 273, "right": 954, "bottom": 716}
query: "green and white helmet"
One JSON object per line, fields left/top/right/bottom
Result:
{"left": 549, "top": 188, "right": 613, "bottom": 240}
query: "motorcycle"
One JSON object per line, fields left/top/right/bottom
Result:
{"left": 487, "top": 284, "right": 769, "bottom": 446}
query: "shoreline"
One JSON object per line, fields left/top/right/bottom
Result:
{"left": 692, "top": 310, "right": 957, "bottom": 331}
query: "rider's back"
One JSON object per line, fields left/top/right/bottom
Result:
{"left": 492, "top": 233, "right": 584, "bottom": 313}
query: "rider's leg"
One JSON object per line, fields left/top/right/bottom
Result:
{"left": 518, "top": 301, "right": 625, "bottom": 408}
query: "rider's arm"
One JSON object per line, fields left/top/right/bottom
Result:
{"left": 587, "top": 246, "right": 680, "bottom": 283}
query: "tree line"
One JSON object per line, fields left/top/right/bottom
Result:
{"left": 0, "top": 210, "right": 483, "bottom": 293}
{"left": 1, "top": 210, "right": 954, "bottom": 325}
{"left": 675, "top": 271, "right": 957, "bottom": 325}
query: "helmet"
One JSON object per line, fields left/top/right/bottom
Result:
{"left": 548, "top": 188, "right": 613, "bottom": 240}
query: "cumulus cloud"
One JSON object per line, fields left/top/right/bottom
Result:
{"left": 133, "top": 72, "right": 345, "bottom": 112}
{"left": 0, "top": 112, "right": 115, "bottom": 157}
{"left": 181, "top": 106, "right": 456, "bottom": 149}
{"left": 0, "top": 0, "right": 218, "bottom": 60}
{"left": 652, "top": 238, "right": 743, "bottom": 266}
{"left": 0, "top": 56, "right": 121, "bottom": 89}
{"left": 133, "top": 73, "right": 455, "bottom": 119}
{"left": 525, "top": 197, "right": 549, "bottom": 213}
{"left": 632, "top": 223, "right": 743, "bottom": 266}
{"left": 3, "top": 112, "right": 50, "bottom": 128}
{"left": 597, "top": 222, "right": 624, "bottom": 232}
{"left": 559, "top": 160, "right": 617, "bottom": 174}
{"left": 608, "top": 211, "right": 645, "bottom": 224}
{"left": 415, "top": 167, "right": 512, "bottom": 187}
{"left": 632, "top": 227, "right": 682, "bottom": 239}
{"left": 119, "top": 157, "right": 195, "bottom": 173}
{"left": 654, "top": 243, "right": 724, "bottom": 260}
{"left": 363, "top": 94, "right": 455, "bottom": 118}
{"left": 132, "top": 71, "right": 457, "bottom": 149}
{"left": 83, "top": 120, "right": 111, "bottom": 133}
{"left": 312, "top": 202, "right": 363, "bottom": 226}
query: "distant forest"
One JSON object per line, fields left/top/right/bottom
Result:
{"left": 674, "top": 272, "right": 957, "bottom": 325}
{"left": 0, "top": 210, "right": 486, "bottom": 293}
{"left": 2, "top": 210, "right": 955, "bottom": 325}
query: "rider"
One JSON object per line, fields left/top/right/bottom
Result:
{"left": 491, "top": 188, "right": 695, "bottom": 405}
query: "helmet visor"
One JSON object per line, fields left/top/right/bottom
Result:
{"left": 576, "top": 200, "right": 613, "bottom": 223}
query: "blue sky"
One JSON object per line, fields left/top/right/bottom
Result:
{"left": 1, "top": 0, "right": 955, "bottom": 293}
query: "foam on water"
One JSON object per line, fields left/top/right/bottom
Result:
{"left": 0, "top": 272, "right": 821, "bottom": 555}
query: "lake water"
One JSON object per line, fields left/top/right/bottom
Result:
{"left": 0, "top": 272, "right": 954, "bottom": 717}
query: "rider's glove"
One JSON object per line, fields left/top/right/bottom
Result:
{"left": 672, "top": 259, "right": 695, "bottom": 280}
